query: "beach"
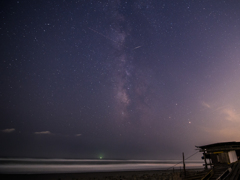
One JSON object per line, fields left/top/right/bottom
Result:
{"left": 0, "top": 169, "right": 204, "bottom": 180}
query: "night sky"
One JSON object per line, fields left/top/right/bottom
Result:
{"left": 1, "top": 0, "right": 240, "bottom": 160}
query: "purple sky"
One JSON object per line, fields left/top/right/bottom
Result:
{"left": 1, "top": 0, "right": 240, "bottom": 160}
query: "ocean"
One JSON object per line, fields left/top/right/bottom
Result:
{"left": 0, "top": 158, "right": 203, "bottom": 174}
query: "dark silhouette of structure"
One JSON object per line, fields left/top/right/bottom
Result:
{"left": 184, "top": 142, "right": 240, "bottom": 180}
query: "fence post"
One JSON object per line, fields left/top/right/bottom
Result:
{"left": 183, "top": 152, "right": 186, "bottom": 177}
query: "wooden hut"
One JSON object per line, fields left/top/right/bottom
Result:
{"left": 196, "top": 142, "right": 240, "bottom": 169}
{"left": 183, "top": 142, "right": 240, "bottom": 179}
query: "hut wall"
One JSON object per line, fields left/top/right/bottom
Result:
{"left": 217, "top": 152, "right": 229, "bottom": 163}
{"left": 228, "top": 150, "right": 238, "bottom": 163}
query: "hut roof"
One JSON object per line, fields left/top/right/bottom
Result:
{"left": 196, "top": 141, "right": 240, "bottom": 152}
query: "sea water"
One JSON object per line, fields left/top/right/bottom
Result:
{"left": 0, "top": 158, "right": 203, "bottom": 174}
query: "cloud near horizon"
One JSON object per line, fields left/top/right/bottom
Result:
{"left": 1, "top": 128, "right": 15, "bottom": 133}
{"left": 201, "top": 101, "right": 211, "bottom": 109}
{"left": 34, "top": 131, "right": 51, "bottom": 135}
{"left": 75, "top": 134, "right": 82, "bottom": 137}
{"left": 201, "top": 101, "right": 240, "bottom": 122}
{"left": 221, "top": 108, "right": 240, "bottom": 122}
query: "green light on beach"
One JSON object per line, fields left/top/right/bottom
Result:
{"left": 99, "top": 156, "right": 102, "bottom": 159}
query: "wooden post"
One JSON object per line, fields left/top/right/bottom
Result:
{"left": 183, "top": 152, "right": 186, "bottom": 176}
{"left": 203, "top": 150, "right": 208, "bottom": 169}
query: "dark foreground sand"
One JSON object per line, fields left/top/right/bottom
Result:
{"left": 0, "top": 169, "right": 202, "bottom": 180}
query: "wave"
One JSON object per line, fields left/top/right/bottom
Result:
{"left": 0, "top": 158, "right": 203, "bottom": 174}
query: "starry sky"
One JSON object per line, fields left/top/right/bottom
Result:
{"left": 1, "top": 0, "right": 240, "bottom": 160}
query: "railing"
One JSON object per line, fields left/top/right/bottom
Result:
{"left": 201, "top": 169, "right": 213, "bottom": 180}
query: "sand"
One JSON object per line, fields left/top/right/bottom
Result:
{"left": 0, "top": 169, "right": 203, "bottom": 180}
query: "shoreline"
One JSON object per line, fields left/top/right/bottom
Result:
{"left": 0, "top": 168, "right": 203, "bottom": 180}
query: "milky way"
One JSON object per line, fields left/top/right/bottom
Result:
{"left": 1, "top": 0, "right": 240, "bottom": 159}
